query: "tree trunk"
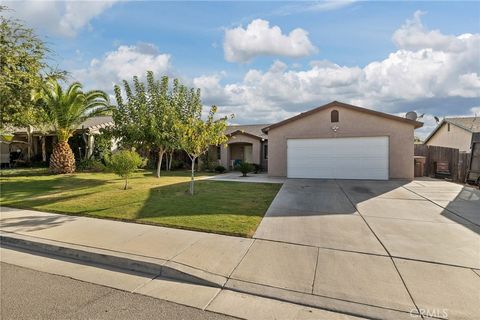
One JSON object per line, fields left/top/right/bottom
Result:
{"left": 169, "top": 152, "right": 173, "bottom": 171}
{"left": 189, "top": 157, "right": 196, "bottom": 195}
{"left": 156, "top": 149, "right": 165, "bottom": 178}
{"left": 165, "top": 152, "right": 170, "bottom": 171}
{"left": 50, "top": 141, "right": 76, "bottom": 174}
{"left": 124, "top": 177, "right": 128, "bottom": 190}
{"left": 41, "top": 136, "right": 47, "bottom": 163}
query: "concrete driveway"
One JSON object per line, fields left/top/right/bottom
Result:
{"left": 243, "top": 178, "right": 480, "bottom": 319}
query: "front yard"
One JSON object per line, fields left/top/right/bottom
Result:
{"left": 0, "top": 169, "right": 281, "bottom": 237}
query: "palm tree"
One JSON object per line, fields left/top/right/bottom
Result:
{"left": 33, "top": 79, "right": 110, "bottom": 173}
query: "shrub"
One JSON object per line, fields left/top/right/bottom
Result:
{"left": 77, "top": 159, "right": 105, "bottom": 172}
{"left": 215, "top": 165, "right": 226, "bottom": 173}
{"left": 235, "top": 162, "right": 254, "bottom": 177}
{"left": 92, "top": 129, "right": 113, "bottom": 160}
{"left": 106, "top": 150, "right": 144, "bottom": 190}
{"left": 252, "top": 163, "right": 261, "bottom": 174}
{"left": 170, "top": 159, "right": 186, "bottom": 170}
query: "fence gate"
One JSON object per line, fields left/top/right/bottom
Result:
{"left": 414, "top": 145, "right": 470, "bottom": 183}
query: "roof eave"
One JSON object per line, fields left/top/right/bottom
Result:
{"left": 263, "top": 101, "right": 423, "bottom": 132}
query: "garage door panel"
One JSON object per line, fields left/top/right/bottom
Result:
{"left": 287, "top": 137, "right": 389, "bottom": 180}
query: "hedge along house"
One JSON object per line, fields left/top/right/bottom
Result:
{"left": 262, "top": 101, "right": 423, "bottom": 180}
{"left": 207, "top": 124, "right": 269, "bottom": 171}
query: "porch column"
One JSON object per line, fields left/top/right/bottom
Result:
{"left": 87, "top": 134, "right": 94, "bottom": 158}
{"left": 220, "top": 144, "right": 229, "bottom": 169}
{"left": 252, "top": 141, "right": 261, "bottom": 166}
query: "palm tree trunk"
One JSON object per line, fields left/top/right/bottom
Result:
{"left": 50, "top": 141, "right": 76, "bottom": 174}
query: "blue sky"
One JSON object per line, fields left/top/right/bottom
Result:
{"left": 3, "top": 1, "right": 480, "bottom": 137}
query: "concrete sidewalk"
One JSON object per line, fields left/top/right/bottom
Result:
{"left": 1, "top": 205, "right": 478, "bottom": 320}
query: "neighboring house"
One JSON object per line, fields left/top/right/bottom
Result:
{"left": 423, "top": 117, "right": 480, "bottom": 152}
{"left": 1, "top": 116, "right": 115, "bottom": 165}
{"left": 263, "top": 101, "right": 423, "bottom": 180}
{"left": 208, "top": 124, "right": 269, "bottom": 171}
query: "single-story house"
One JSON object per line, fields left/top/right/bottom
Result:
{"left": 208, "top": 124, "right": 269, "bottom": 171}
{"left": 1, "top": 116, "right": 115, "bottom": 166}
{"left": 262, "top": 101, "right": 423, "bottom": 180}
{"left": 423, "top": 117, "right": 480, "bottom": 152}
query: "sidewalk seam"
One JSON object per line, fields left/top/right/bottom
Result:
{"left": 226, "top": 239, "right": 256, "bottom": 279}
{"left": 335, "top": 180, "right": 423, "bottom": 318}
{"left": 311, "top": 247, "right": 320, "bottom": 294}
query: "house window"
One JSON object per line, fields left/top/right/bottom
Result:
{"left": 331, "top": 110, "right": 339, "bottom": 123}
{"left": 447, "top": 123, "right": 450, "bottom": 132}
{"left": 216, "top": 146, "right": 221, "bottom": 160}
{"left": 263, "top": 144, "right": 268, "bottom": 159}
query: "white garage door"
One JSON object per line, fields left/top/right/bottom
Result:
{"left": 287, "top": 137, "right": 389, "bottom": 180}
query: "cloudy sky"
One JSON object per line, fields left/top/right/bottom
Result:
{"left": 2, "top": 1, "right": 479, "bottom": 138}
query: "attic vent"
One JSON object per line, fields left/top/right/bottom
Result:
{"left": 331, "top": 110, "right": 339, "bottom": 123}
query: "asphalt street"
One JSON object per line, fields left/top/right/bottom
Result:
{"left": 0, "top": 262, "right": 237, "bottom": 320}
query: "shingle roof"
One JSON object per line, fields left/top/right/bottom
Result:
{"left": 444, "top": 117, "right": 480, "bottom": 133}
{"left": 226, "top": 124, "right": 270, "bottom": 140}
{"left": 424, "top": 116, "right": 480, "bottom": 144}
{"left": 77, "top": 116, "right": 113, "bottom": 130}
{"left": 9, "top": 116, "right": 114, "bottom": 134}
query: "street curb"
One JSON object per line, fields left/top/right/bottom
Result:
{"left": 0, "top": 232, "right": 226, "bottom": 288}
{"left": 224, "top": 278, "right": 420, "bottom": 320}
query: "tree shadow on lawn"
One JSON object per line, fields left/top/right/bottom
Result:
{"left": 134, "top": 180, "right": 281, "bottom": 237}
{"left": 0, "top": 175, "right": 110, "bottom": 209}
{"left": 0, "top": 168, "right": 51, "bottom": 178}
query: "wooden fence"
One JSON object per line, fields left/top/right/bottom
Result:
{"left": 414, "top": 145, "right": 470, "bottom": 182}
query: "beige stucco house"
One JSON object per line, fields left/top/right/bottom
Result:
{"left": 424, "top": 117, "right": 480, "bottom": 152}
{"left": 262, "top": 101, "right": 422, "bottom": 180}
{"left": 210, "top": 124, "right": 269, "bottom": 171}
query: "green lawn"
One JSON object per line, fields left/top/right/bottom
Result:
{"left": 0, "top": 169, "right": 281, "bottom": 237}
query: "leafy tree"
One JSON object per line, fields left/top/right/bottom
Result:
{"left": 107, "top": 150, "right": 144, "bottom": 190}
{"left": 113, "top": 72, "right": 177, "bottom": 178}
{"left": 175, "top": 105, "right": 229, "bottom": 195}
{"left": 32, "top": 79, "right": 111, "bottom": 173}
{"left": 0, "top": 6, "right": 64, "bottom": 129}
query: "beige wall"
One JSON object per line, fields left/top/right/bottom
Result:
{"left": 219, "top": 133, "right": 262, "bottom": 169}
{"left": 267, "top": 105, "right": 416, "bottom": 179}
{"left": 426, "top": 123, "right": 472, "bottom": 152}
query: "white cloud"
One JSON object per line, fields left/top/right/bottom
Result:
{"left": 2, "top": 0, "right": 117, "bottom": 37}
{"left": 72, "top": 43, "right": 171, "bottom": 91}
{"left": 470, "top": 106, "right": 480, "bottom": 116}
{"left": 223, "top": 19, "right": 317, "bottom": 63}
{"left": 392, "top": 10, "right": 470, "bottom": 52}
{"left": 273, "top": 1, "right": 356, "bottom": 16}
{"left": 200, "top": 12, "right": 479, "bottom": 133}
